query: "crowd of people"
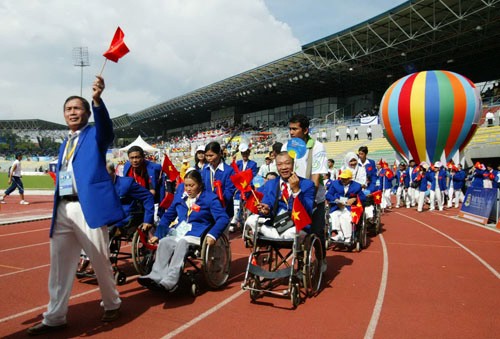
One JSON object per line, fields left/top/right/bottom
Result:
{"left": 0, "top": 75, "right": 495, "bottom": 336}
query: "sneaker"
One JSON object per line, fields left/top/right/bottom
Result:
{"left": 228, "top": 224, "right": 236, "bottom": 233}
{"left": 20, "top": 200, "right": 30, "bottom": 205}
{"left": 0, "top": 196, "right": 4, "bottom": 202}
{"left": 344, "top": 237, "right": 351, "bottom": 243}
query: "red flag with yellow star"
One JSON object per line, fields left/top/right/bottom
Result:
{"left": 291, "top": 198, "right": 312, "bottom": 232}
{"left": 161, "top": 153, "right": 180, "bottom": 182}
{"left": 230, "top": 168, "right": 253, "bottom": 193}
{"left": 371, "top": 190, "right": 382, "bottom": 205}
{"left": 350, "top": 196, "right": 364, "bottom": 224}
{"left": 245, "top": 190, "right": 263, "bottom": 214}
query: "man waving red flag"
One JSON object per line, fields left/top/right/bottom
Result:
{"left": 103, "top": 27, "right": 129, "bottom": 62}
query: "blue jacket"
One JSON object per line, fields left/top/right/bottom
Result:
{"left": 374, "top": 168, "right": 393, "bottom": 191}
{"left": 451, "top": 170, "right": 466, "bottom": 190}
{"left": 359, "top": 159, "right": 377, "bottom": 192}
{"left": 471, "top": 169, "right": 485, "bottom": 188}
{"left": 326, "top": 179, "right": 366, "bottom": 213}
{"left": 200, "top": 162, "right": 236, "bottom": 218}
{"left": 429, "top": 168, "right": 448, "bottom": 191}
{"left": 123, "top": 159, "right": 163, "bottom": 202}
{"left": 260, "top": 176, "right": 315, "bottom": 219}
{"left": 113, "top": 176, "right": 155, "bottom": 227}
{"left": 51, "top": 102, "right": 125, "bottom": 236}
{"left": 395, "top": 169, "right": 410, "bottom": 188}
{"left": 155, "top": 189, "right": 229, "bottom": 240}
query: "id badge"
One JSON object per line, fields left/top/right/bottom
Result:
{"left": 375, "top": 179, "right": 381, "bottom": 186}
{"left": 59, "top": 170, "right": 74, "bottom": 196}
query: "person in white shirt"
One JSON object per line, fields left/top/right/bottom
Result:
{"left": 257, "top": 156, "right": 273, "bottom": 178}
{"left": 0, "top": 153, "right": 29, "bottom": 204}
{"left": 346, "top": 126, "right": 351, "bottom": 141}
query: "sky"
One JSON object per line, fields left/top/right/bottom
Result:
{"left": 0, "top": 0, "right": 405, "bottom": 125}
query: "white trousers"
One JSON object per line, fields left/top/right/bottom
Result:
{"left": 247, "top": 214, "right": 296, "bottom": 239}
{"left": 417, "top": 190, "right": 426, "bottom": 212}
{"left": 43, "top": 200, "right": 121, "bottom": 326}
{"left": 429, "top": 187, "right": 444, "bottom": 211}
{"left": 447, "top": 188, "right": 464, "bottom": 208}
{"left": 396, "top": 186, "right": 408, "bottom": 207}
{"left": 330, "top": 209, "right": 352, "bottom": 239}
{"left": 407, "top": 186, "right": 417, "bottom": 207}
{"left": 382, "top": 188, "right": 392, "bottom": 208}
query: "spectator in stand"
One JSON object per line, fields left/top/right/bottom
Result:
{"left": 335, "top": 129, "right": 340, "bottom": 142}
{"left": 353, "top": 127, "right": 359, "bottom": 140}
{"left": 366, "top": 125, "right": 372, "bottom": 140}
{"left": 346, "top": 126, "right": 351, "bottom": 141}
{"left": 0, "top": 153, "right": 29, "bottom": 205}
{"left": 180, "top": 158, "right": 190, "bottom": 180}
{"left": 321, "top": 130, "right": 328, "bottom": 142}
{"left": 485, "top": 110, "right": 494, "bottom": 127}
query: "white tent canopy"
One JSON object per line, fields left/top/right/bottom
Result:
{"left": 119, "top": 135, "right": 159, "bottom": 153}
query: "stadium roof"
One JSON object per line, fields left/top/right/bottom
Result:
{"left": 15, "top": 0, "right": 497, "bottom": 138}
{"left": 0, "top": 119, "right": 66, "bottom": 131}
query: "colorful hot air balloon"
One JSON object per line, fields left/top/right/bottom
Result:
{"left": 379, "top": 70, "right": 482, "bottom": 164}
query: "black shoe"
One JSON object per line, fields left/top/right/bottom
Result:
{"left": 138, "top": 277, "right": 164, "bottom": 291}
{"left": 27, "top": 323, "right": 67, "bottom": 336}
{"left": 101, "top": 308, "right": 120, "bottom": 322}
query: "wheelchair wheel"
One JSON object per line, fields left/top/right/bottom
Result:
{"left": 359, "top": 218, "right": 368, "bottom": 250}
{"left": 290, "top": 283, "right": 301, "bottom": 309}
{"left": 201, "top": 233, "right": 231, "bottom": 289}
{"left": 303, "top": 234, "right": 323, "bottom": 297}
{"left": 374, "top": 206, "right": 381, "bottom": 234}
{"left": 114, "top": 271, "right": 127, "bottom": 285}
{"left": 131, "top": 230, "right": 156, "bottom": 276}
{"left": 248, "top": 276, "right": 260, "bottom": 302}
{"left": 191, "top": 283, "right": 200, "bottom": 297}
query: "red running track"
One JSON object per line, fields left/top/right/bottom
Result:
{"left": 0, "top": 197, "right": 499, "bottom": 338}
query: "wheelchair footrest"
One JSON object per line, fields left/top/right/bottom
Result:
{"left": 248, "top": 263, "right": 292, "bottom": 280}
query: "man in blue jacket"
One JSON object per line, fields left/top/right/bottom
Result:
{"left": 448, "top": 164, "right": 466, "bottom": 208}
{"left": 28, "top": 76, "right": 125, "bottom": 336}
{"left": 254, "top": 152, "right": 315, "bottom": 239}
{"left": 122, "top": 146, "right": 162, "bottom": 203}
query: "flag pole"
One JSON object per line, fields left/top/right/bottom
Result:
{"left": 99, "top": 58, "right": 108, "bottom": 76}
{"left": 250, "top": 188, "right": 260, "bottom": 204}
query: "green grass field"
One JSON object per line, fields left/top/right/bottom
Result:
{"left": 0, "top": 175, "right": 55, "bottom": 190}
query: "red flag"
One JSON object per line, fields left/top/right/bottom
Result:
{"left": 161, "top": 154, "right": 180, "bottom": 182}
{"left": 159, "top": 192, "right": 174, "bottom": 209}
{"left": 245, "top": 190, "right": 263, "bottom": 214}
{"left": 48, "top": 171, "right": 56, "bottom": 185}
{"left": 291, "top": 198, "right": 312, "bottom": 232}
{"left": 230, "top": 159, "right": 240, "bottom": 173}
{"left": 350, "top": 196, "right": 364, "bottom": 224}
{"left": 385, "top": 168, "right": 394, "bottom": 179}
{"left": 371, "top": 190, "right": 382, "bottom": 205}
{"left": 230, "top": 168, "right": 253, "bottom": 193}
{"left": 213, "top": 180, "right": 225, "bottom": 207}
{"left": 103, "top": 27, "right": 129, "bottom": 62}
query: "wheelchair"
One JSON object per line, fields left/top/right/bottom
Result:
{"left": 364, "top": 195, "right": 381, "bottom": 236}
{"left": 241, "top": 219, "right": 323, "bottom": 308}
{"left": 325, "top": 203, "right": 368, "bottom": 252}
{"left": 76, "top": 211, "right": 146, "bottom": 285}
{"left": 135, "top": 227, "right": 232, "bottom": 297}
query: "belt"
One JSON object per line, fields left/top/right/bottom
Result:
{"left": 61, "top": 195, "right": 79, "bottom": 202}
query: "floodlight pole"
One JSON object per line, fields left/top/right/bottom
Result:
{"left": 73, "top": 47, "right": 90, "bottom": 97}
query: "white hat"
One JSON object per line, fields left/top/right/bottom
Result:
{"left": 239, "top": 143, "right": 249, "bottom": 152}
{"left": 196, "top": 145, "right": 205, "bottom": 152}
{"left": 434, "top": 161, "right": 442, "bottom": 168}
{"left": 182, "top": 158, "right": 189, "bottom": 163}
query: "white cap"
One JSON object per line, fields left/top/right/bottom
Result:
{"left": 182, "top": 158, "right": 189, "bottom": 163}
{"left": 239, "top": 143, "right": 249, "bottom": 152}
{"left": 196, "top": 145, "right": 205, "bottom": 152}
{"left": 434, "top": 161, "right": 442, "bottom": 168}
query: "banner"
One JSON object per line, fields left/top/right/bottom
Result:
{"left": 458, "top": 187, "right": 497, "bottom": 224}
{"left": 360, "top": 116, "right": 379, "bottom": 126}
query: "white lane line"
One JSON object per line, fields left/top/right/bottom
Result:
{"left": 0, "top": 288, "right": 100, "bottom": 324}
{"left": 0, "top": 264, "right": 50, "bottom": 278}
{"left": 436, "top": 213, "right": 500, "bottom": 234}
{"left": 162, "top": 289, "right": 245, "bottom": 339}
{"left": 364, "top": 234, "right": 389, "bottom": 339}
{"left": 0, "top": 242, "right": 49, "bottom": 253}
{"left": 0, "top": 228, "right": 49, "bottom": 237}
{"left": 397, "top": 213, "right": 500, "bottom": 279}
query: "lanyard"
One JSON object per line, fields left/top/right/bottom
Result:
{"left": 63, "top": 136, "right": 78, "bottom": 166}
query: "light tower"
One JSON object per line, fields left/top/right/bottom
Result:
{"left": 72, "top": 47, "right": 90, "bottom": 97}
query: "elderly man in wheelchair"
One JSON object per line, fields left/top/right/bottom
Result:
{"left": 138, "top": 169, "right": 229, "bottom": 292}
{"left": 326, "top": 169, "right": 366, "bottom": 246}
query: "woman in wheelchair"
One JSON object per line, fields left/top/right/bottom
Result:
{"left": 326, "top": 169, "right": 366, "bottom": 243}
{"left": 138, "top": 169, "right": 229, "bottom": 291}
